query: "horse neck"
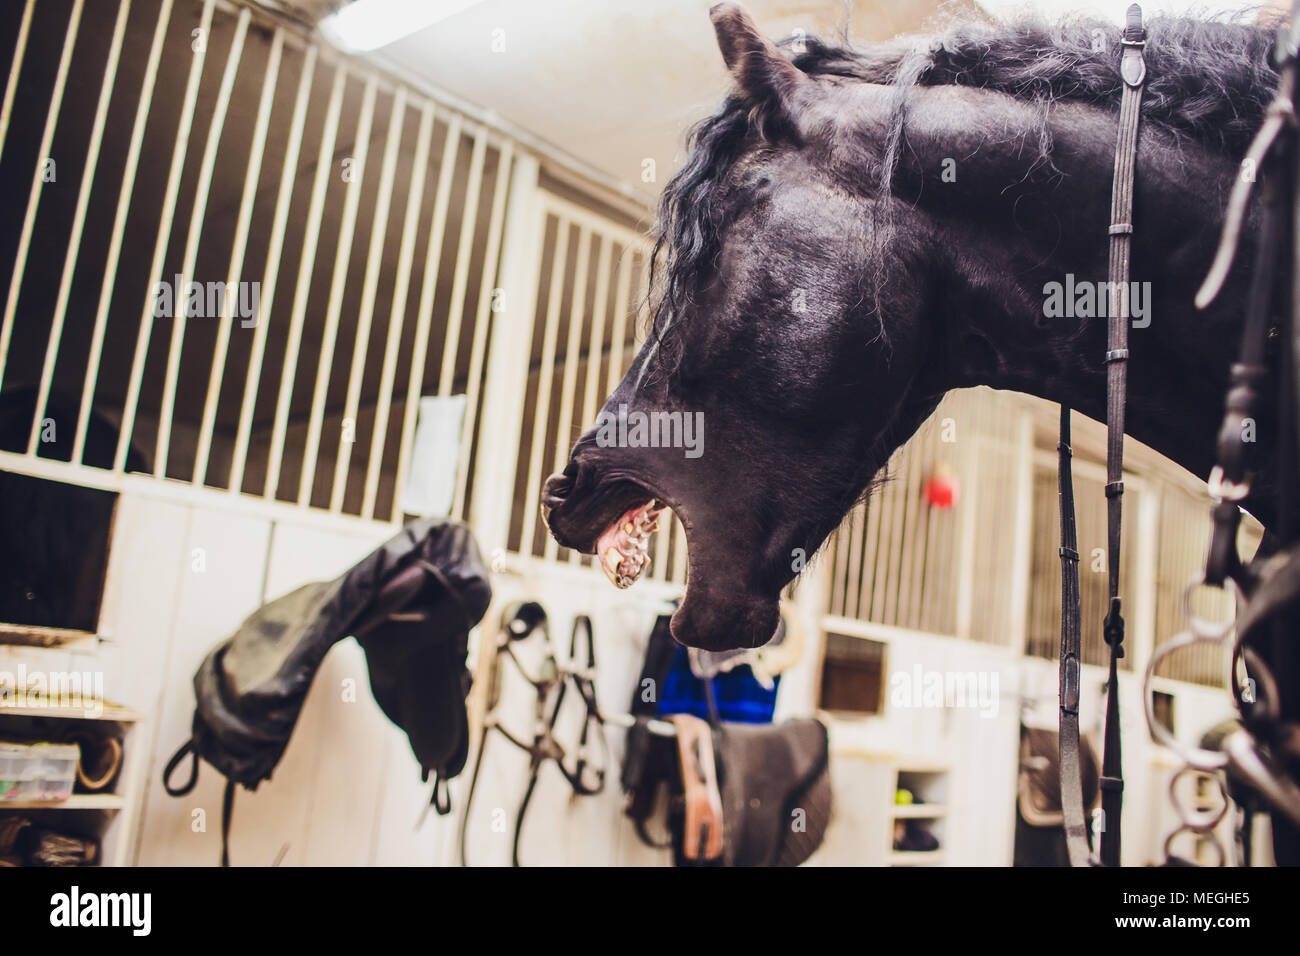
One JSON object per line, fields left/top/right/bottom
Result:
{"left": 889, "top": 85, "right": 1250, "bottom": 483}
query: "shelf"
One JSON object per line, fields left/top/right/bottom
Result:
{"left": 888, "top": 850, "right": 946, "bottom": 866}
{"left": 896, "top": 762, "right": 948, "bottom": 776}
{"left": 890, "top": 803, "right": 946, "bottom": 819}
{"left": 0, "top": 794, "right": 124, "bottom": 811}
{"left": 0, "top": 701, "right": 143, "bottom": 722}
{"left": 0, "top": 624, "right": 97, "bottom": 647}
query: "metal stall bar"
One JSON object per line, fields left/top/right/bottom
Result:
{"left": 114, "top": 0, "right": 215, "bottom": 473}
{"left": 451, "top": 140, "right": 513, "bottom": 520}
{"left": 435, "top": 128, "right": 488, "bottom": 399}
{"left": 328, "top": 87, "right": 407, "bottom": 513}
{"left": 154, "top": 7, "right": 251, "bottom": 478}
{"left": 74, "top": 0, "right": 174, "bottom": 466}
{"left": 228, "top": 42, "right": 318, "bottom": 490}
{"left": 193, "top": 27, "right": 285, "bottom": 485}
{"left": 263, "top": 64, "right": 346, "bottom": 499}
{"left": 674, "top": 510, "right": 688, "bottom": 584}
{"left": 27, "top": 0, "right": 131, "bottom": 456}
{"left": 544, "top": 225, "right": 590, "bottom": 562}
{"left": 653, "top": 508, "right": 672, "bottom": 583}
{"left": 388, "top": 113, "right": 463, "bottom": 521}
{"left": 604, "top": 247, "right": 631, "bottom": 397}
{"left": 466, "top": 153, "right": 541, "bottom": 554}
{"left": 0, "top": 0, "right": 85, "bottom": 396}
{"left": 298, "top": 75, "right": 378, "bottom": 505}
{"left": 569, "top": 233, "right": 611, "bottom": 564}
{"left": 191, "top": 27, "right": 283, "bottom": 486}
{"left": 361, "top": 101, "right": 435, "bottom": 519}
{"left": 0, "top": 0, "right": 36, "bottom": 172}
{"left": 517, "top": 216, "right": 570, "bottom": 559}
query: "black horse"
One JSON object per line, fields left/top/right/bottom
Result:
{"left": 543, "top": 3, "right": 1279, "bottom": 652}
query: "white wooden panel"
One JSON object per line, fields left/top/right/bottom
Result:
{"left": 132, "top": 506, "right": 271, "bottom": 866}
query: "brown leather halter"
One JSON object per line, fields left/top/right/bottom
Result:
{"left": 1056, "top": 2, "right": 1148, "bottom": 869}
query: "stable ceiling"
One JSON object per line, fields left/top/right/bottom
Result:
{"left": 310, "top": 0, "right": 958, "bottom": 206}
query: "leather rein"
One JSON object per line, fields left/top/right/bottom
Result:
{"left": 1056, "top": 2, "right": 1148, "bottom": 868}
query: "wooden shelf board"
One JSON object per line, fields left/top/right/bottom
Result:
{"left": 0, "top": 794, "right": 124, "bottom": 810}
{"left": 890, "top": 804, "right": 947, "bottom": 819}
{"left": 0, "top": 624, "right": 96, "bottom": 648}
{"left": 888, "top": 850, "right": 946, "bottom": 866}
{"left": 0, "top": 701, "right": 143, "bottom": 722}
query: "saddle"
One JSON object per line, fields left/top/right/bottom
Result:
{"left": 1018, "top": 726, "right": 1099, "bottom": 828}
{"left": 162, "top": 517, "right": 492, "bottom": 864}
{"left": 622, "top": 614, "right": 832, "bottom": 866}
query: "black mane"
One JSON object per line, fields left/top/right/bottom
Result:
{"left": 646, "top": 14, "right": 1278, "bottom": 372}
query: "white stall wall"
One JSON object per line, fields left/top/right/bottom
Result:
{"left": 99, "top": 478, "right": 1238, "bottom": 867}
{"left": 103, "top": 482, "right": 682, "bottom": 866}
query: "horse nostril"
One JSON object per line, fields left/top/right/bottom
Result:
{"left": 541, "top": 472, "right": 572, "bottom": 510}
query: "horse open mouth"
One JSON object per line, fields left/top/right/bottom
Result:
{"left": 594, "top": 499, "right": 665, "bottom": 589}
{"left": 541, "top": 467, "right": 678, "bottom": 591}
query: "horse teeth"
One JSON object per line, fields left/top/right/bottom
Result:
{"left": 602, "top": 547, "right": 623, "bottom": 582}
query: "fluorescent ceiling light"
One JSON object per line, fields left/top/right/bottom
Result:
{"left": 319, "top": 0, "right": 487, "bottom": 54}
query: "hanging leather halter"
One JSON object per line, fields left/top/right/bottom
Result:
{"left": 1056, "top": 2, "right": 1148, "bottom": 868}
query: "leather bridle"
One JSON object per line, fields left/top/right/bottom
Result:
{"left": 1056, "top": 2, "right": 1148, "bottom": 868}
{"left": 458, "top": 604, "right": 608, "bottom": 867}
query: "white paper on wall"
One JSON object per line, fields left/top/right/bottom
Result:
{"left": 400, "top": 394, "right": 467, "bottom": 517}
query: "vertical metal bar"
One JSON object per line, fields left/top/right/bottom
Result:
{"left": 0, "top": 0, "right": 85, "bottom": 396}
{"left": 579, "top": 235, "right": 612, "bottom": 436}
{"left": 27, "top": 0, "right": 130, "bottom": 457}
{"left": 114, "top": 0, "right": 215, "bottom": 472}
{"left": 263, "top": 64, "right": 347, "bottom": 499}
{"left": 1006, "top": 410, "right": 1035, "bottom": 652}
{"left": 650, "top": 513, "right": 670, "bottom": 582}
{"left": 465, "top": 153, "right": 541, "bottom": 550}
{"left": 298, "top": 74, "right": 378, "bottom": 506}
{"left": 193, "top": 27, "right": 284, "bottom": 485}
{"left": 228, "top": 43, "right": 318, "bottom": 490}
{"left": 567, "top": 233, "right": 610, "bottom": 564}
{"left": 451, "top": 140, "right": 513, "bottom": 520}
{"left": 517, "top": 217, "right": 569, "bottom": 559}
{"left": 0, "top": 0, "right": 36, "bottom": 167}
{"left": 604, "top": 247, "right": 632, "bottom": 395}
{"left": 860, "top": 493, "right": 884, "bottom": 623}
{"left": 1132, "top": 483, "right": 1160, "bottom": 678}
{"left": 74, "top": 0, "right": 174, "bottom": 466}
{"left": 954, "top": 432, "right": 981, "bottom": 640}
{"left": 630, "top": 251, "right": 651, "bottom": 350}
{"left": 154, "top": 7, "right": 251, "bottom": 478}
{"left": 388, "top": 113, "right": 463, "bottom": 521}
{"left": 829, "top": 517, "right": 850, "bottom": 616}
{"left": 329, "top": 86, "right": 407, "bottom": 513}
{"left": 673, "top": 512, "right": 688, "bottom": 585}
{"left": 544, "top": 225, "right": 590, "bottom": 562}
{"left": 361, "top": 101, "right": 434, "bottom": 519}
{"left": 435, "top": 127, "right": 488, "bottom": 397}
{"left": 844, "top": 498, "right": 867, "bottom": 618}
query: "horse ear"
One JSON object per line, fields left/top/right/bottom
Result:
{"left": 709, "top": 2, "right": 806, "bottom": 107}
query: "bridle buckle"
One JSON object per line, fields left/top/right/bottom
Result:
{"left": 1207, "top": 465, "right": 1251, "bottom": 503}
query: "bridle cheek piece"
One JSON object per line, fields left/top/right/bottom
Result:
{"left": 1055, "top": 2, "right": 1146, "bottom": 868}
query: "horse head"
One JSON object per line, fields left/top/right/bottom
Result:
{"left": 543, "top": 4, "right": 945, "bottom": 650}
{"left": 544, "top": 3, "right": 1272, "bottom": 650}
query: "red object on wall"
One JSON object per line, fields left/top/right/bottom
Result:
{"left": 922, "top": 462, "right": 959, "bottom": 509}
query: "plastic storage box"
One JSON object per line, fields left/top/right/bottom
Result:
{"left": 35, "top": 743, "right": 79, "bottom": 801}
{"left": 0, "top": 742, "right": 27, "bottom": 799}
{"left": 0, "top": 742, "right": 79, "bottom": 802}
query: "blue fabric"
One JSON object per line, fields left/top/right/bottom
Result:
{"left": 657, "top": 644, "right": 778, "bottom": 724}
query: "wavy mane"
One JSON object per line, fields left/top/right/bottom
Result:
{"left": 643, "top": 14, "right": 1277, "bottom": 376}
